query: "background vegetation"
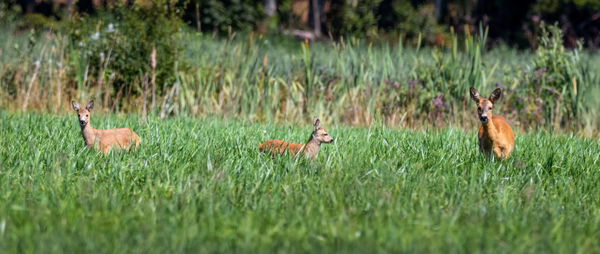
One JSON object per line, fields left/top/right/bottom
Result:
{"left": 5, "top": 0, "right": 600, "bottom": 47}
{"left": 1, "top": 1, "right": 599, "bottom": 136}
{"left": 1, "top": 10, "right": 598, "bottom": 135}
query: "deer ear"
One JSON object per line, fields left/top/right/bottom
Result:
{"left": 86, "top": 100, "right": 94, "bottom": 111}
{"left": 313, "top": 117, "right": 321, "bottom": 129}
{"left": 489, "top": 88, "right": 502, "bottom": 103}
{"left": 72, "top": 101, "right": 80, "bottom": 112}
{"left": 469, "top": 88, "right": 480, "bottom": 102}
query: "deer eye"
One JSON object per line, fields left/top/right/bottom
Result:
{"left": 86, "top": 114, "right": 89, "bottom": 117}
{"left": 324, "top": 133, "right": 328, "bottom": 136}
{"left": 477, "top": 107, "right": 481, "bottom": 111}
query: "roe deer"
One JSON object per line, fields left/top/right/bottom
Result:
{"left": 258, "top": 118, "right": 334, "bottom": 159}
{"left": 72, "top": 100, "right": 141, "bottom": 153}
{"left": 470, "top": 88, "right": 515, "bottom": 160}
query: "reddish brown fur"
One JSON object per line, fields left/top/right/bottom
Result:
{"left": 470, "top": 88, "right": 515, "bottom": 160}
{"left": 258, "top": 139, "right": 305, "bottom": 156}
{"left": 258, "top": 118, "right": 333, "bottom": 159}
{"left": 72, "top": 100, "right": 141, "bottom": 154}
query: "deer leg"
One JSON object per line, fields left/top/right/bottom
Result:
{"left": 493, "top": 146, "right": 505, "bottom": 160}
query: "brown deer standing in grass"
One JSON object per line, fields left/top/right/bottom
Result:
{"left": 258, "top": 118, "right": 334, "bottom": 159}
{"left": 470, "top": 88, "right": 515, "bottom": 160}
{"left": 72, "top": 100, "right": 141, "bottom": 153}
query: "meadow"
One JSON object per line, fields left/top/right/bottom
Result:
{"left": 1, "top": 13, "right": 599, "bottom": 252}
{"left": 1, "top": 112, "right": 599, "bottom": 253}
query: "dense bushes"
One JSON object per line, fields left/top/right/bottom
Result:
{"left": 5, "top": 0, "right": 600, "bottom": 48}
{"left": 325, "top": 0, "right": 441, "bottom": 44}
{"left": 66, "top": 1, "right": 186, "bottom": 104}
{"left": 182, "top": 0, "right": 264, "bottom": 34}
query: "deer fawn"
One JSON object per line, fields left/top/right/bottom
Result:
{"left": 258, "top": 118, "right": 334, "bottom": 159}
{"left": 470, "top": 88, "right": 515, "bottom": 160}
{"left": 72, "top": 100, "right": 141, "bottom": 153}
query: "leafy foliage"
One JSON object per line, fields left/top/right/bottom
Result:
{"left": 182, "top": 0, "right": 264, "bottom": 34}
{"left": 66, "top": 1, "right": 186, "bottom": 99}
{"left": 328, "top": 0, "right": 382, "bottom": 37}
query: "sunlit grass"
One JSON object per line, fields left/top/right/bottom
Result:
{"left": 1, "top": 112, "right": 599, "bottom": 253}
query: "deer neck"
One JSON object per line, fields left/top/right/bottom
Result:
{"left": 482, "top": 117, "right": 500, "bottom": 142}
{"left": 81, "top": 123, "right": 97, "bottom": 147}
{"left": 302, "top": 136, "right": 321, "bottom": 158}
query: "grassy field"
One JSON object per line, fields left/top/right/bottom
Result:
{"left": 1, "top": 111, "right": 599, "bottom": 253}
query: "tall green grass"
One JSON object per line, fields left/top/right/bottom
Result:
{"left": 0, "top": 24, "right": 598, "bottom": 135}
{"left": 1, "top": 112, "right": 599, "bottom": 252}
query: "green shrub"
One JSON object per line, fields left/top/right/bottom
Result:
{"left": 182, "top": 0, "right": 264, "bottom": 34}
{"left": 325, "top": 0, "right": 444, "bottom": 44}
{"left": 0, "top": 1, "right": 21, "bottom": 27}
{"left": 528, "top": 23, "right": 583, "bottom": 130}
{"left": 66, "top": 1, "right": 186, "bottom": 104}
{"left": 328, "top": 0, "right": 382, "bottom": 38}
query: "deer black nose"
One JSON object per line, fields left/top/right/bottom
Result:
{"left": 79, "top": 120, "right": 86, "bottom": 126}
{"left": 480, "top": 116, "right": 488, "bottom": 123}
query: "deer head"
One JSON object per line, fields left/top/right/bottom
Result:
{"left": 470, "top": 88, "right": 502, "bottom": 123}
{"left": 72, "top": 100, "right": 95, "bottom": 127}
{"left": 311, "top": 117, "right": 334, "bottom": 144}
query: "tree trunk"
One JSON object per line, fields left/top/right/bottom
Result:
{"left": 258, "top": 0, "right": 276, "bottom": 34}
{"left": 264, "top": 0, "right": 276, "bottom": 17}
{"left": 309, "top": 0, "right": 322, "bottom": 38}
{"left": 195, "top": 3, "right": 201, "bottom": 32}
{"left": 64, "top": 0, "right": 74, "bottom": 20}
{"left": 434, "top": 0, "right": 446, "bottom": 21}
